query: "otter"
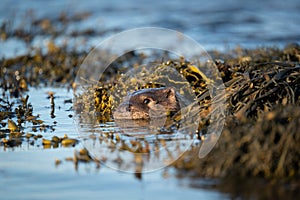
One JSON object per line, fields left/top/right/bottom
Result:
{"left": 113, "top": 87, "right": 186, "bottom": 120}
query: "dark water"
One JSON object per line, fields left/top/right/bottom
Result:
{"left": 0, "top": 0, "right": 299, "bottom": 199}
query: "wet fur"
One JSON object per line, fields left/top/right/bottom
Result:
{"left": 113, "top": 87, "right": 181, "bottom": 120}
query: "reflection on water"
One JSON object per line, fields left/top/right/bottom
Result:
{"left": 1, "top": 0, "right": 298, "bottom": 199}
{"left": 0, "top": 87, "right": 229, "bottom": 200}
{"left": 79, "top": 120, "right": 197, "bottom": 173}
{"left": 0, "top": 149, "right": 228, "bottom": 200}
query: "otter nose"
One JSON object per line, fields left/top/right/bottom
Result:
{"left": 126, "top": 104, "right": 132, "bottom": 112}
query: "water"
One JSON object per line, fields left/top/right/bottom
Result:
{"left": 0, "top": 87, "right": 76, "bottom": 152}
{"left": 0, "top": 0, "right": 300, "bottom": 57}
{"left": 0, "top": 87, "right": 228, "bottom": 200}
{"left": 0, "top": 150, "right": 226, "bottom": 200}
{"left": 1, "top": 0, "right": 299, "bottom": 199}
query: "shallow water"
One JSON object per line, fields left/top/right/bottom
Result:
{"left": 0, "top": 87, "right": 229, "bottom": 199}
{"left": 0, "top": 150, "right": 228, "bottom": 200}
{"left": 1, "top": 0, "right": 299, "bottom": 199}
{"left": 0, "top": 87, "right": 76, "bottom": 152}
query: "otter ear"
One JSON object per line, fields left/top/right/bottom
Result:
{"left": 164, "top": 87, "right": 176, "bottom": 99}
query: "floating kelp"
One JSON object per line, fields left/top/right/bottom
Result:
{"left": 0, "top": 48, "right": 86, "bottom": 95}
{"left": 0, "top": 91, "right": 76, "bottom": 150}
{"left": 74, "top": 54, "right": 212, "bottom": 125}
{"left": 74, "top": 44, "right": 300, "bottom": 179}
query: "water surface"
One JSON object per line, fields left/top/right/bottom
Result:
{"left": 1, "top": 0, "right": 299, "bottom": 57}
{"left": 1, "top": 0, "right": 299, "bottom": 199}
{"left": 0, "top": 87, "right": 228, "bottom": 200}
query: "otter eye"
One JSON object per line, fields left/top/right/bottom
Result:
{"left": 143, "top": 98, "right": 151, "bottom": 104}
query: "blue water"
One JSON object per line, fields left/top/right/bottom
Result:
{"left": 0, "top": 87, "right": 228, "bottom": 200}
{"left": 0, "top": 0, "right": 299, "bottom": 199}
{"left": 0, "top": 0, "right": 300, "bottom": 57}
{"left": 0, "top": 150, "right": 226, "bottom": 200}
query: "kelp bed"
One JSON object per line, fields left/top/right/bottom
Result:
{"left": 173, "top": 44, "right": 300, "bottom": 198}
{"left": 174, "top": 45, "right": 300, "bottom": 170}
{"left": 1, "top": 11, "right": 300, "bottom": 198}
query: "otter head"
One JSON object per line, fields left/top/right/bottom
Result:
{"left": 113, "top": 87, "right": 180, "bottom": 120}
